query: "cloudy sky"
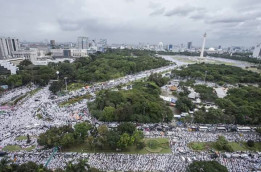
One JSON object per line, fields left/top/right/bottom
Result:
{"left": 1, "top": 0, "right": 261, "bottom": 47}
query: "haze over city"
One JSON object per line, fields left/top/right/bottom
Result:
{"left": 1, "top": 0, "right": 261, "bottom": 46}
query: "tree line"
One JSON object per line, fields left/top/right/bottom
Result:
{"left": 0, "top": 158, "right": 101, "bottom": 172}
{"left": 0, "top": 49, "right": 171, "bottom": 90}
{"left": 37, "top": 122, "right": 145, "bottom": 152}
{"left": 172, "top": 63, "right": 261, "bottom": 85}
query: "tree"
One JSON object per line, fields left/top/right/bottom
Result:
{"left": 214, "top": 136, "right": 233, "bottom": 152}
{"left": 176, "top": 97, "right": 193, "bottom": 112}
{"left": 118, "top": 122, "right": 136, "bottom": 135}
{"left": 187, "top": 161, "right": 228, "bottom": 172}
{"left": 12, "top": 161, "right": 51, "bottom": 172}
{"left": 97, "top": 125, "right": 109, "bottom": 149}
{"left": 102, "top": 106, "right": 115, "bottom": 121}
{"left": 58, "top": 63, "right": 76, "bottom": 81}
{"left": 136, "top": 141, "right": 146, "bottom": 149}
{"left": 256, "top": 127, "right": 261, "bottom": 135}
{"left": 0, "top": 158, "right": 11, "bottom": 172}
{"left": 49, "top": 81, "right": 64, "bottom": 94}
{"left": 148, "top": 73, "right": 169, "bottom": 87}
{"left": 117, "top": 133, "right": 131, "bottom": 149}
{"left": 74, "top": 122, "right": 92, "bottom": 142}
{"left": 61, "top": 133, "right": 75, "bottom": 148}
{"left": 86, "top": 136, "right": 95, "bottom": 149}
{"left": 132, "top": 130, "right": 144, "bottom": 145}
{"left": 107, "top": 131, "right": 120, "bottom": 149}
{"left": 215, "top": 136, "right": 228, "bottom": 150}
{"left": 247, "top": 140, "right": 254, "bottom": 147}
{"left": 19, "top": 59, "right": 32, "bottom": 68}
{"left": 7, "top": 75, "right": 22, "bottom": 88}
{"left": 65, "top": 159, "right": 89, "bottom": 172}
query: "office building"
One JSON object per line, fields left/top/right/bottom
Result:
{"left": 50, "top": 40, "right": 56, "bottom": 49}
{"left": 168, "top": 44, "right": 173, "bottom": 51}
{"left": 187, "top": 42, "right": 192, "bottom": 49}
{"left": 0, "top": 37, "right": 20, "bottom": 59}
{"left": 158, "top": 42, "right": 164, "bottom": 51}
{"left": 252, "top": 43, "right": 261, "bottom": 58}
{"left": 77, "top": 37, "right": 88, "bottom": 49}
{"left": 67, "top": 49, "right": 88, "bottom": 58}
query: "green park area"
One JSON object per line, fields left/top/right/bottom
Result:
{"left": 3, "top": 145, "right": 35, "bottom": 152}
{"left": 38, "top": 122, "right": 171, "bottom": 155}
{"left": 63, "top": 138, "right": 171, "bottom": 154}
{"left": 65, "top": 83, "right": 86, "bottom": 91}
{"left": 15, "top": 136, "right": 27, "bottom": 141}
{"left": 88, "top": 81, "right": 173, "bottom": 123}
{"left": 0, "top": 49, "right": 170, "bottom": 93}
{"left": 189, "top": 141, "right": 261, "bottom": 152}
{"left": 59, "top": 94, "right": 92, "bottom": 107}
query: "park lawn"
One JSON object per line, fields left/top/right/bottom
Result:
{"left": 63, "top": 138, "right": 171, "bottom": 154}
{"left": 59, "top": 94, "right": 92, "bottom": 107}
{"left": 3, "top": 145, "right": 36, "bottom": 152}
{"left": 189, "top": 142, "right": 261, "bottom": 152}
{"left": 24, "top": 145, "right": 36, "bottom": 151}
{"left": 29, "top": 88, "right": 41, "bottom": 96}
{"left": 15, "top": 136, "right": 27, "bottom": 141}
{"left": 3, "top": 145, "right": 21, "bottom": 151}
{"left": 66, "top": 83, "right": 86, "bottom": 91}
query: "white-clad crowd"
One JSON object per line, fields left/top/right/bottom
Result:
{"left": 1, "top": 63, "right": 260, "bottom": 172}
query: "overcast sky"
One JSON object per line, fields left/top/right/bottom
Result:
{"left": 1, "top": 0, "right": 261, "bottom": 47}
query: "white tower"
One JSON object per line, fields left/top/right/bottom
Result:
{"left": 200, "top": 33, "right": 207, "bottom": 58}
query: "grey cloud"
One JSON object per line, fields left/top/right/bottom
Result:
{"left": 1, "top": 0, "right": 261, "bottom": 46}
{"left": 150, "top": 7, "right": 165, "bottom": 16}
{"left": 165, "top": 6, "right": 205, "bottom": 17}
{"left": 208, "top": 17, "right": 246, "bottom": 24}
{"left": 148, "top": 1, "right": 161, "bottom": 9}
{"left": 57, "top": 19, "right": 82, "bottom": 31}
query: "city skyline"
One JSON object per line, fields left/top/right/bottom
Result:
{"left": 0, "top": 0, "right": 261, "bottom": 47}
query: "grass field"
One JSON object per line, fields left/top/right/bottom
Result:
{"left": 188, "top": 142, "right": 261, "bottom": 152}
{"left": 59, "top": 94, "right": 92, "bottom": 107}
{"left": 66, "top": 83, "right": 86, "bottom": 91}
{"left": 2, "top": 145, "right": 35, "bottom": 152}
{"left": 15, "top": 136, "right": 27, "bottom": 141}
{"left": 63, "top": 138, "right": 171, "bottom": 154}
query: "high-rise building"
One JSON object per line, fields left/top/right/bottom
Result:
{"left": 168, "top": 44, "right": 173, "bottom": 51}
{"left": 0, "top": 37, "right": 20, "bottom": 59}
{"left": 97, "top": 39, "right": 107, "bottom": 52}
{"left": 218, "top": 45, "right": 222, "bottom": 49}
{"left": 50, "top": 40, "right": 56, "bottom": 49}
{"left": 158, "top": 42, "right": 164, "bottom": 51}
{"left": 252, "top": 43, "right": 261, "bottom": 58}
{"left": 187, "top": 42, "right": 192, "bottom": 49}
{"left": 77, "top": 37, "right": 88, "bottom": 49}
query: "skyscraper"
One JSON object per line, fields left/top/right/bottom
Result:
{"left": 200, "top": 33, "right": 207, "bottom": 58}
{"left": 158, "top": 42, "right": 164, "bottom": 51}
{"left": 187, "top": 42, "right": 192, "bottom": 49}
{"left": 50, "top": 40, "right": 56, "bottom": 49}
{"left": 0, "top": 37, "right": 20, "bottom": 59}
{"left": 77, "top": 37, "right": 88, "bottom": 49}
{"left": 253, "top": 43, "right": 261, "bottom": 58}
{"left": 168, "top": 44, "right": 173, "bottom": 51}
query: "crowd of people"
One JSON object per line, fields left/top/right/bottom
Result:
{"left": 0, "top": 63, "right": 260, "bottom": 172}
